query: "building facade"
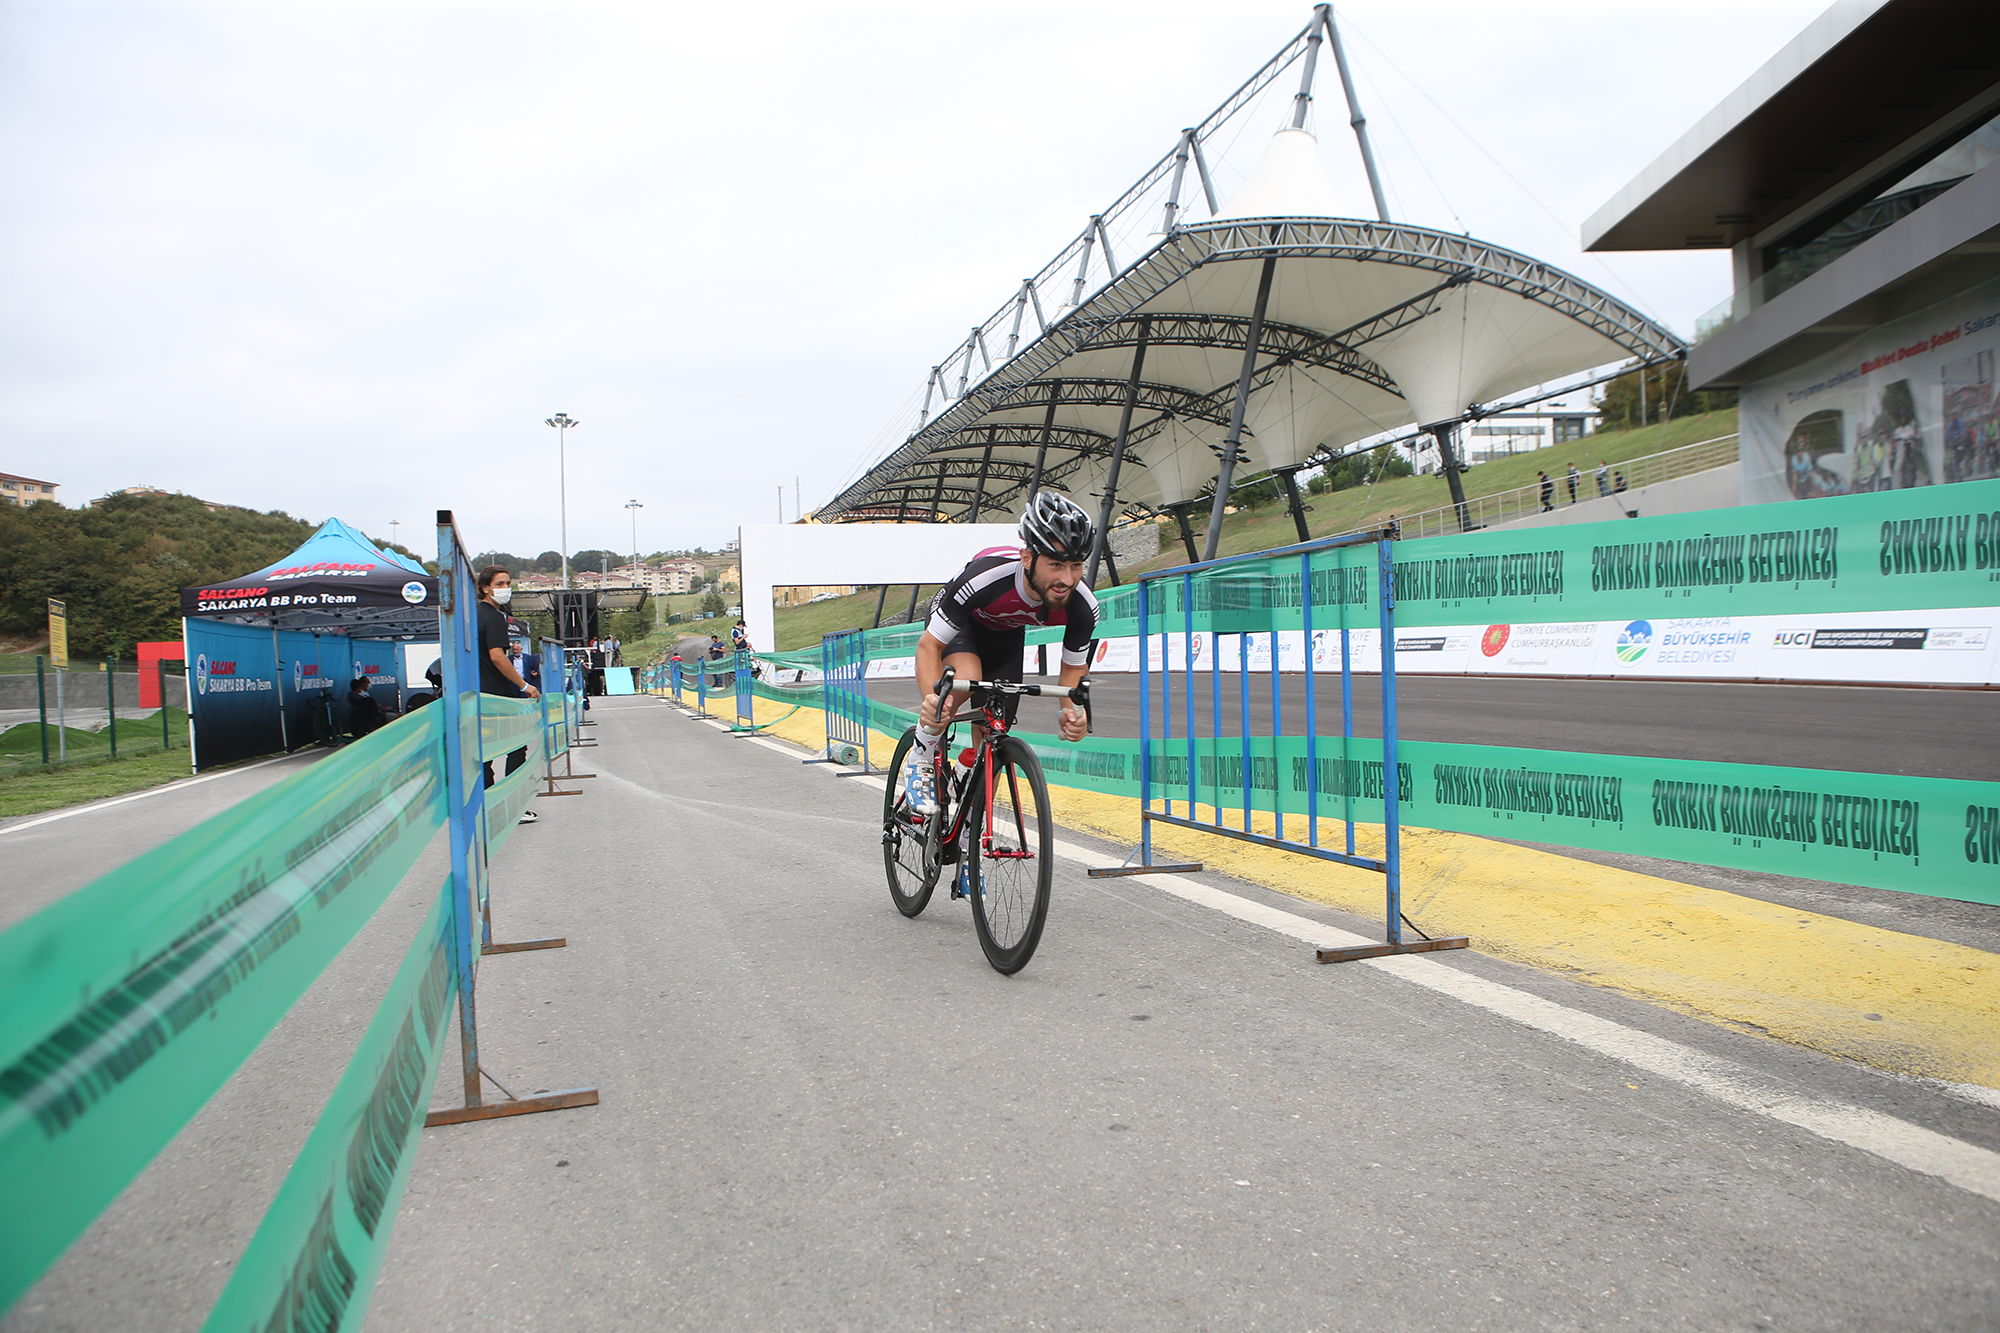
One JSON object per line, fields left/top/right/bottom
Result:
{"left": 1, "top": 473, "right": 58, "bottom": 506}
{"left": 1585, "top": 0, "right": 2000, "bottom": 505}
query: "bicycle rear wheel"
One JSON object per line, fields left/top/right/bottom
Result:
{"left": 967, "top": 735, "right": 1053, "bottom": 974}
{"left": 883, "top": 727, "right": 943, "bottom": 917}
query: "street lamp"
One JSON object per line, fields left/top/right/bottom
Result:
{"left": 388, "top": 519, "right": 400, "bottom": 550}
{"left": 625, "top": 499, "right": 643, "bottom": 573}
{"left": 546, "top": 413, "right": 579, "bottom": 588}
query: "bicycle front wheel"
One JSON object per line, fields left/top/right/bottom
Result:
{"left": 883, "top": 727, "right": 942, "bottom": 917}
{"left": 967, "top": 735, "right": 1054, "bottom": 974}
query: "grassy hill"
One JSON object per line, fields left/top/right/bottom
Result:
{"left": 769, "top": 408, "right": 1737, "bottom": 650}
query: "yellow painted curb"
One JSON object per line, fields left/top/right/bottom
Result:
{"left": 736, "top": 695, "right": 2000, "bottom": 1089}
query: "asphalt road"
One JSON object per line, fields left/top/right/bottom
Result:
{"left": 869, "top": 674, "right": 1999, "bottom": 780}
{"left": 6, "top": 700, "right": 1996, "bottom": 1331}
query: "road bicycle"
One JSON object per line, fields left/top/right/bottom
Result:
{"left": 881, "top": 667, "right": 1088, "bottom": 974}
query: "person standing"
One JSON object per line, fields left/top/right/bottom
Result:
{"left": 1538, "top": 471, "right": 1554, "bottom": 512}
{"left": 509, "top": 635, "right": 541, "bottom": 692}
{"left": 477, "top": 566, "right": 539, "bottom": 825}
{"left": 1595, "top": 461, "right": 1610, "bottom": 496}
{"left": 1565, "top": 462, "right": 1580, "bottom": 504}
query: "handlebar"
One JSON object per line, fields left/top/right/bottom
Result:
{"left": 934, "top": 665, "right": 1090, "bottom": 709}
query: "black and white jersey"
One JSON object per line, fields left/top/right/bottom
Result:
{"left": 925, "top": 547, "right": 1100, "bottom": 667}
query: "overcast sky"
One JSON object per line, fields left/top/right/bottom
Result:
{"left": 1, "top": 0, "right": 1830, "bottom": 561}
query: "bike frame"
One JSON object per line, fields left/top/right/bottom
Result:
{"left": 923, "top": 672, "right": 1084, "bottom": 878}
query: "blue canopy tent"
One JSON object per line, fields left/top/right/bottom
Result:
{"left": 178, "top": 518, "right": 440, "bottom": 769}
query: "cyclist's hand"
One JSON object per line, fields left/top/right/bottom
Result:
{"left": 919, "top": 691, "right": 944, "bottom": 729}
{"left": 1058, "top": 702, "right": 1087, "bottom": 742}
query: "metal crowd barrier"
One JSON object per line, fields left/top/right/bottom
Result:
{"left": 1125, "top": 525, "right": 1468, "bottom": 964}
{"left": 812, "top": 628, "right": 872, "bottom": 771}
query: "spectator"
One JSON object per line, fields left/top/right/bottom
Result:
{"left": 1538, "top": 471, "right": 1554, "bottom": 512}
{"left": 1595, "top": 461, "right": 1610, "bottom": 496}
{"left": 1565, "top": 462, "right": 1580, "bottom": 505}
{"left": 729, "top": 618, "right": 752, "bottom": 653}
{"left": 476, "top": 566, "right": 539, "bottom": 825}
{"left": 347, "top": 676, "right": 388, "bottom": 736}
{"left": 509, "top": 636, "right": 541, "bottom": 692}
{"left": 1613, "top": 471, "right": 1628, "bottom": 494}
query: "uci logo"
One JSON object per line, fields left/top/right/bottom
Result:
{"left": 1772, "top": 629, "right": 1813, "bottom": 648}
{"left": 195, "top": 654, "right": 209, "bottom": 696}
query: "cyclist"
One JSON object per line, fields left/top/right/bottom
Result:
{"left": 902, "top": 491, "right": 1097, "bottom": 814}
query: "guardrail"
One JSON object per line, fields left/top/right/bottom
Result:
{"left": 1388, "top": 433, "right": 1739, "bottom": 540}
{"left": 0, "top": 508, "right": 598, "bottom": 1329}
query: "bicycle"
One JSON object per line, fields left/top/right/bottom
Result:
{"left": 881, "top": 667, "right": 1089, "bottom": 974}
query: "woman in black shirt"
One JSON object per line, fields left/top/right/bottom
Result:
{"left": 476, "top": 566, "right": 540, "bottom": 825}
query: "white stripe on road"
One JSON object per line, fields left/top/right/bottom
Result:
{"left": 728, "top": 728, "right": 2000, "bottom": 1204}
{"left": 1045, "top": 837, "right": 2000, "bottom": 1206}
{"left": 0, "top": 752, "right": 307, "bottom": 838}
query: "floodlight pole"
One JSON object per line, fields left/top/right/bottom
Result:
{"left": 1087, "top": 317, "right": 1151, "bottom": 586}
{"left": 626, "top": 500, "right": 643, "bottom": 570}
{"left": 1322, "top": 4, "right": 1391, "bottom": 223}
{"left": 1202, "top": 250, "right": 1278, "bottom": 562}
{"left": 546, "top": 413, "right": 579, "bottom": 588}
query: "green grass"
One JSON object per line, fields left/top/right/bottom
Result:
{"left": 771, "top": 585, "right": 944, "bottom": 652}
{"left": 0, "top": 707, "right": 190, "bottom": 765}
{"left": 0, "top": 742, "right": 197, "bottom": 818}
{"left": 1124, "top": 408, "right": 1736, "bottom": 576}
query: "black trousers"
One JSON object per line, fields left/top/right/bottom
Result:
{"left": 483, "top": 747, "right": 527, "bottom": 788}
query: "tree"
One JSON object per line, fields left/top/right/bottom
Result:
{"left": 534, "top": 550, "right": 563, "bottom": 573}
{"left": 471, "top": 550, "right": 527, "bottom": 571}
{"left": 0, "top": 493, "right": 314, "bottom": 656}
{"left": 569, "top": 548, "right": 623, "bottom": 573}
{"left": 701, "top": 590, "right": 726, "bottom": 617}
{"left": 1594, "top": 364, "right": 1737, "bottom": 431}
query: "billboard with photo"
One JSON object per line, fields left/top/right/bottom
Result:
{"left": 1741, "top": 281, "right": 2000, "bottom": 505}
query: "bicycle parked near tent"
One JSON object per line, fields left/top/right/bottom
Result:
{"left": 881, "top": 666, "right": 1088, "bottom": 974}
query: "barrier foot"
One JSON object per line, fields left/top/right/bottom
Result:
{"left": 1087, "top": 862, "right": 1203, "bottom": 878}
{"left": 1315, "top": 937, "right": 1469, "bottom": 964}
{"left": 483, "top": 936, "right": 567, "bottom": 954}
{"left": 425, "top": 1086, "right": 599, "bottom": 1126}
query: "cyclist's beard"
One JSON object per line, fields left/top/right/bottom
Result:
{"left": 1028, "top": 557, "right": 1073, "bottom": 605}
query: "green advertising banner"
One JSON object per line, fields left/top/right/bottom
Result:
{"left": 835, "top": 689, "right": 1996, "bottom": 905}
{"left": 801, "top": 480, "right": 2000, "bottom": 663}
{"left": 200, "top": 881, "right": 455, "bottom": 1333}
{"left": 1001, "top": 727, "right": 1998, "bottom": 906}
{"left": 0, "top": 709, "right": 447, "bottom": 1312}
{"left": 1086, "top": 477, "right": 2000, "bottom": 638}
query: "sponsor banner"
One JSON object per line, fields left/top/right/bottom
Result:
{"left": 0, "top": 710, "right": 447, "bottom": 1311}
{"left": 1063, "top": 606, "right": 1998, "bottom": 684}
{"left": 864, "top": 656, "right": 916, "bottom": 679}
{"left": 199, "top": 882, "right": 455, "bottom": 1333}
{"left": 1011, "top": 725, "right": 1998, "bottom": 906}
{"left": 801, "top": 691, "right": 1998, "bottom": 904}
{"left": 1071, "top": 479, "right": 2000, "bottom": 641}
{"left": 1741, "top": 283, "right": 2000, "bottom": 506}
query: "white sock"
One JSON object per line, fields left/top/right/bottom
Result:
{"left": 913, "top": 724, "right": 943, "bottom": 757}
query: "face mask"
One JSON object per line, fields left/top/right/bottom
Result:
{"left": 491, "top": 587, "right": 512, "bottom": 606}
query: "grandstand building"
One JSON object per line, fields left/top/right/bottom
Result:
{"left": 1586, "top": 0, "right": 2000, "bottom": 504}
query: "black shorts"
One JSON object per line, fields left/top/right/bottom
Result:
{"left": 932, "top": 622, "right": 1023, "bottom": 720}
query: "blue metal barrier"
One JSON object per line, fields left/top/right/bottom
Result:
{"left": 1126, "top": 525, "right": 1467, "bottom": 964}
{"left": 815, "top": 629, "right": 871, "bottom": 770}
{"left": 733, "top": 650, "right": 754, "bottom": 729}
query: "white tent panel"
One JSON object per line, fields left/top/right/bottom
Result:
{"left": 1216, "top": 129, "right": 1344, "bottom": 220}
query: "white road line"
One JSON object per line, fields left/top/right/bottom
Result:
{"left": 751, "top": 727, "right": 2000, "bottom": 1200}
{"left": 1040, "top": 835, "right": 2000, "bottom": 1205}
{"left": 0, "top": 752, "right": 308, "bottom": 838}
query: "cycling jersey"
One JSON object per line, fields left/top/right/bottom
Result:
{"left": 925, "top": 547, "right": 1099, "bottom": 668}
